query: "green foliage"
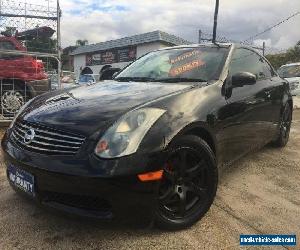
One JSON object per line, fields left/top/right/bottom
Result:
{"left": 1, "top": 27, "right": 17, "bottom": 37}
{"left": 26, "top": 37, "right": 57, "bottom": 54}
{"left": 62, "top": 46, "right": 78, "bottom": 71}
{"left": 266, "top": 42, "right": 300, "bottom": 69}
{"left": 76, "top": 39, "right": 88, "bottom": 46}
{"left": 24, "top": 37, "right": 58, "bottom": 71}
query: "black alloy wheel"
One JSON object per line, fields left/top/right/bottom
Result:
{"left": 273, "top": 103, "right": 292, "bottom": 147}
{"left": 155, "top": 135, "right": 218, "bottom": 230}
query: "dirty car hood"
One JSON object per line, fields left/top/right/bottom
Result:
{"left": 20, "top": 81, "right": 193, "bottom": 136}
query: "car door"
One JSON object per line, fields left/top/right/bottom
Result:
{"left": 218, "top": 48, "right": 273, "bottom": 165}
{"left": 259, "top": 58, "right": 286, "bottom": 138}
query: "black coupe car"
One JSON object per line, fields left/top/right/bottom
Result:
{"left": 1, "top": 43, "right": 293, "bottom": 230}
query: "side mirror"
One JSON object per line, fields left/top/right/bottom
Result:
{"left": 232, "top": 72, "right": 256, "bottom": 87}
{"left": 100, "top": 68, "right": 121, "bottom": 80}
{"left": 112, "top": 71, "right": 120, "bottom": 79}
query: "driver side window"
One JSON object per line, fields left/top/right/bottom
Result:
{"left": 230, "top": 48, "right": 266, "bottom": 80}
{"left": 0, "top": 41, "right": 19, "bottom": 60}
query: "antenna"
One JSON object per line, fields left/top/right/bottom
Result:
{"left": 212, "top": 0, "right": 219, "bottom": 43}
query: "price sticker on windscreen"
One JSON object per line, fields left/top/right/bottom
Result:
{"left": 168, "top": 49, "right": 206, "bottom": 77}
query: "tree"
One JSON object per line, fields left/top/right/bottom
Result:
{"left": 26, "top": 37, "right": 57, "bottom": 54}
{"left": 1, "top": 27, "right": 17, "bottom": 37}
{"left": 62, "top": 46, "right": 77, "bottom": 71}
{"left": 266, "top": 42, "right": 300, "bottom": 69}
{"left": 76, "top": 39, "right": 88, "bottom": 46}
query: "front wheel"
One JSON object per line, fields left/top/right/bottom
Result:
{"left": 154, "top": 135, "right": 218, "bottom": 230}
{"left": 273, "top": 103, "right": 292, "bottom": 147}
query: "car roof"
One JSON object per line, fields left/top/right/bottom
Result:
{"left": 158, "top": 42, "right": 233, "bottom": 51}
{"left": 156, "top": 42, "right": 264, "bottom": 54}
{"left": 279, "top": 62, "right": 300, "bottom": 67}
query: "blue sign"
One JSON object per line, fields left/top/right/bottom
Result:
{"left": 240, "top": 235, "right": 296, "bottom": 246}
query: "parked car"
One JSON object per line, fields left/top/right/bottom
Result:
{"left": 50, "top": 71, "right": 77, "bottom": 90}
{"left": 77, "top": 74, "right": 100, "bottom": 85}
{"left": 2, "top": 43, "right": 292, "bottom": 230}
{"left": 61, "top": 71, "right": 75, "bottom": 82}
{"left": 0, "top": 29, "right": 50, "bottom": 117}
{"left": 100, "top": 66, "right": 121, "bottom": 80}
{"left": 277, "top": 62, "right": 300, "bottom": 96}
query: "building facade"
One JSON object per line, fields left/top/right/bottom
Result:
{"left": 70, "top": 30, "right": 191, "bottom": 78}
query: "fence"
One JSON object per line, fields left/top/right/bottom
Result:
{"left": 0, "top": 0, "right": 61, "bottom": 122}
{"left": 0, "top": 49, "right": 62, "bottom": 121}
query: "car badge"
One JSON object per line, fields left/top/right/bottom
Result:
{"left": 24, "top": 128, "right": 35, "bottom": 144}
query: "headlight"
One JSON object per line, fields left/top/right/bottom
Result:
{"left": 9, "top": 97, "right": 36, "bottom": 129}
{"left": 95, "top": 108, "right": 166, "bottom": 158}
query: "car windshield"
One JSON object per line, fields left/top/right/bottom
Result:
{"left": 79, "top": 75, "right": 93, "bottom": 83}
{"left": 278, "top": 65, "right": 300, "bottom": 78}
{"left": 115, "top": 47, "right": 228, "bottom": 82}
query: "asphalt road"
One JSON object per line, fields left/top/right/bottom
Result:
{"left": 0, "top": 111, "right": 299, "bottom": 250}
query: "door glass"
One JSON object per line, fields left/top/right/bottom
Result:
{"left": 0, "top": 41, "right": 15, "bottom": 50}
{"left": 260, "top": 58, "right": 274, "bottom": 78}
{"left": 0, "top": 41, "right": 17, "bottom": 59}
{"left": 230, "top": 48, "right": 265, "bottom": 80}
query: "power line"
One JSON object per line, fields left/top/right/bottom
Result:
{"left": 199, "top": 30, "right": 290, "bottom": 55}
{"left": 243, "top": 11, "right": 300, "bottom": 43}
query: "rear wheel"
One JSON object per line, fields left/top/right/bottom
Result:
{"left": 155, "top": 135, "right": 218, "bottom": 230}
{"left": 273, "top": 103, "right": 292, "bottom": 147}
{"left": 0, "top": 83, "right": 27, "bottom": 118}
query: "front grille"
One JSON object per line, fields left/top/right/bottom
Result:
{"left": 11, "top": 120, "right": 85, "bottom": 155}
{"left": 41, "top": 191, "right": 111, "bottom": 212}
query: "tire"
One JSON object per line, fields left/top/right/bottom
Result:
{"left": 273, "top": 103, "right": 292, "bottom": 147}
{"left": 154, "top": 135, "right": 218, "bottom": 230}
{"left": 0, "top": 82, "right": 27, "bottom": 118}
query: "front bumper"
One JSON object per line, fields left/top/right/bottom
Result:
{"left": 1, "top": 132, "right": 163, "bottom": 224}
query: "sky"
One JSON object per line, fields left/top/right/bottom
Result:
{"left": 33, "top": 0, "right": 300, "bottom": 51}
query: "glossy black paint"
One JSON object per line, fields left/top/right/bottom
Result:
{"left": 1, "top": 43, "right": 292, "bottom": 220}
{"left": 231, "top": 72, "right": 256, "bottom": 87}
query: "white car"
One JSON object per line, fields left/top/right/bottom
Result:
{"left": 77, "top": 74, "right": 100, "bottom": 85}
{"left": 49, "top": 71, "right": 77, "bottom": 90}
{"left": 278, "top": 62, "right": 300, "bottom": 96}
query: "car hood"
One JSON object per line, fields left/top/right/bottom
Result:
{"left": 20, "top": 80, "right": 193, "bottom": 136}
{"left": 284, "top": 77, "right": 300, "bottom": 83}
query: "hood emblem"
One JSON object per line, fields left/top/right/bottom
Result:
{"left": 24, "top": 128, "right": 35, "bottom": 144}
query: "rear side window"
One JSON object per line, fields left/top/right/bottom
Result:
{"left": 0, "top": 41, "right": 15, "bottom": 50}
{"left": 0, "top": 41, "right": 17, "bottom": 59}
{"left": 230, "top": 48, "right": 269, "bottom": 80}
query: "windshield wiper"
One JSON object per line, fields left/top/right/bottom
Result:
{"left": 115, "top": 77, "right": 155, "bottom": 82}
{"left": 115, "top": 76, "right": 208, "bottom": 83}
{"left": 153, "top": 77, "right": 207, "bottom": 83}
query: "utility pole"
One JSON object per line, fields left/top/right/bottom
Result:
{"left": 212, "top": 0, "right": 219, "bottom": 43}
{"left": 57, "top": 0, "right": 62, "bottom": 89}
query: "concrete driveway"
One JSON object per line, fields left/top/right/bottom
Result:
{"left": 0, "top": 111, "right": 299, "bottom": 250}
